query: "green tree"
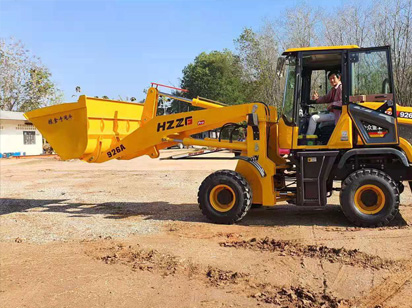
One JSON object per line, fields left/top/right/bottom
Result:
{"left": 0, "top": 37, "right": 63, "bottom": 111}
{"left": 19, "top": 66, "right": 62, "bottom": 112}
{"left": 180, "top": 50, "right": 248, "bottom": 105}
{"left": 235, "top": 27, "right": 281, "bottom": 107}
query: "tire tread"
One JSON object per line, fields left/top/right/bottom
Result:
{"left": 198, "top": 170, "right": 252, "bottom": 224}
{"left": 340, "top": 168, "right": 399, "bottom": 227}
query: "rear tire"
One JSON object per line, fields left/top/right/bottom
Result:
{"left": 340, "top": 169, "right": 399, "bottom": 227}
{"left": 198, "top": 170, "right": 252, "bottom": 224}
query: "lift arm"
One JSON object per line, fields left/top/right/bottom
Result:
{"left": 24, "top": 87, "right": 277, "bottom": 164}
{"left": 84, "top": 98, "right": 269, "bottom": 163}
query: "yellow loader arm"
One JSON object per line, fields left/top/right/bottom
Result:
{"left": 24, "top": 87, "right": 277, "bottom": 164}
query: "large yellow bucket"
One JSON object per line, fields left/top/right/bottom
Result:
{"left": 24, "top": 95, "right": 144, "bottom": 161}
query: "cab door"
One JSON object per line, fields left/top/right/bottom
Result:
{"left": 347, "top": 46, "right": 399, "bottom": 145}
{"left": 278, "top": 55, "right": 300, "bottom": 150}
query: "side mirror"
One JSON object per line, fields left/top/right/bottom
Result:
{"left": 276, "top": 57, "right": 286, "bottom": 78}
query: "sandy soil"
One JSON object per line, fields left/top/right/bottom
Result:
{"left": 1, "top": 150, "right": 411, "bottom": 308}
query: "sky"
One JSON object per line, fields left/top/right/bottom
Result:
{"left": 1, "top": 0, "right": 343, "bottom": 102}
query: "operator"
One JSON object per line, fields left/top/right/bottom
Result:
{"left": 307, "top": 71, "right": 342, "bottom": 135}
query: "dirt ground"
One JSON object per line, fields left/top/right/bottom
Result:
{"left": 1, "top": 150, "right": 412, "bottom": 308}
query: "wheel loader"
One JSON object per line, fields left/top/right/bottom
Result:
{"left": 25, "top": 45, "right": 412, "bottom": 227}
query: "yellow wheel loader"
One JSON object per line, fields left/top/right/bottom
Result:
{"left": 25, "top": 46, "right": 412, "bottom": 227}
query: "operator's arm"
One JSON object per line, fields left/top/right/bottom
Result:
{"left": 315, "top": 89, "right": 333, "bottom": 104}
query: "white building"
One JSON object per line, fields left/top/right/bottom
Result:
{"left": 0, "top": 110, "right": 43, "bottom": 156}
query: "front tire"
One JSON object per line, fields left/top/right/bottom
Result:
{"left": 340, "top": 169, "right": 399, "bottom": 227}
{"left": 198, "top": 170, "right": 252, "bottom": 224}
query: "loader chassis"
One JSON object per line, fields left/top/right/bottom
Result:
{"left": 25, "top": 46, "right": 412, "bottom": 227}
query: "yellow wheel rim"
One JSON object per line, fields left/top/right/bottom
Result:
{"left": 354, "top": 184, "right": 386, "bottom": 215}
{"left": 209, "top": 184, "right": 236, "bottom": 212}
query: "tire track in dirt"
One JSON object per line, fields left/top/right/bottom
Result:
{"left": 353, "top": 261, "right": 412, "bottom": 308}
{"left": 219, "top": 237, "right": 403, "bottom": 270}
{"left": 86, "top": 242, "right": 350, "bottom": 308}
{"left": 311, "top": 225, "right": 329, "bottom": 296}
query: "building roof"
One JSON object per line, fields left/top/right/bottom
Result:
{"left": 283, "top": 45, "right": 360, "bottom": 54}
{"left": 0, "top": 110, "right": 27, "bottom": 121}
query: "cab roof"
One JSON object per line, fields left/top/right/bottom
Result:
{"left": 282, "top": 45, "right": 360, "bottom": 55}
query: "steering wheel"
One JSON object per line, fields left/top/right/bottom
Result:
{"left": 300, "top": 101, "right": 315, "bottom": 118}
{"left": 301, "top": 101, "right": 315, "bottom": 109}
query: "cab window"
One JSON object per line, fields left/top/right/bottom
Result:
{"left": 309, "top": 70, "right": 329, "bottom": 113}
{"left": 282, "top": 57, "right": 296, "bottom": 124}
{"left": 310, "top": 70, "right": 328, "bottom": 97}
{"left": 350, "top": 50, "right": 392, "bottom": 95}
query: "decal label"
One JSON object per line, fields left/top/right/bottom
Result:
{"left": 398, "top": 111, "right": 412, "bottom": 119}
{"left": 48, "top": 114, "right": 72, "bottom": 124}
{"left": 361, "top": 121, "right": 388, "bottom": 138}
{"left": 107, "top": 144, "right": 126, "bottom": 158}
{"left": 157, "top": 116, "right": 193, "bottom": 132}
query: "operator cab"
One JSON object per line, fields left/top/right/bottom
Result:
{"left": 277, "top": 45, "right": 398, "bottom": 149}
{"left": 281, "top": 51, "right": 344, "bottom": 146}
